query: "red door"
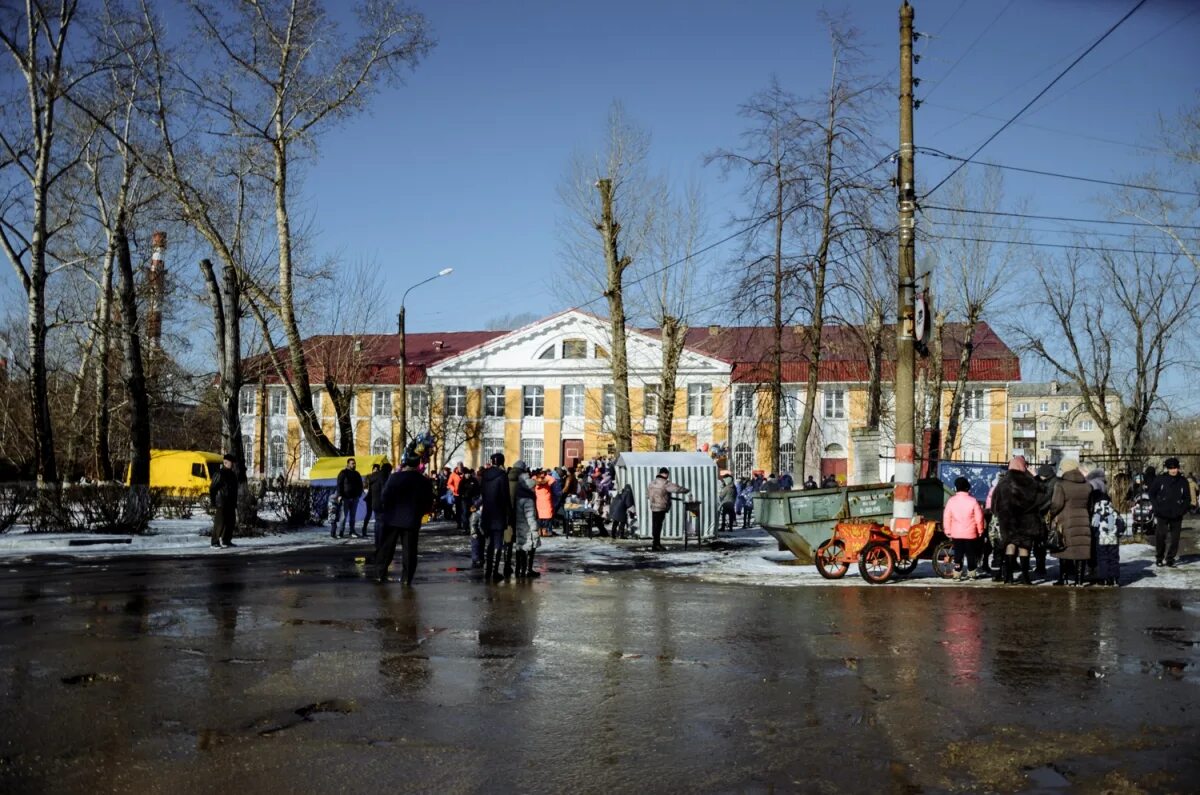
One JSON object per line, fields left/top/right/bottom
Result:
{"left": 562, "top": 439, "right": 584, "bottom": 468}
{"left": 820, "top": 457, "right": 848, "bottom": 483}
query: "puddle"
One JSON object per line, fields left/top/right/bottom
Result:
{"left": 61, "top": 672, "right": 122, "bottom": 686}
{"left": 1025, "top": 764, "right": 1071, "bottom": 789}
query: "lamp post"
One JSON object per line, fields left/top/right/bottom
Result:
{"left": 398, "top": 268, "right": 453, "bottom": 454}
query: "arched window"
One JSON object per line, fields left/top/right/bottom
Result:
{"left": 733, "top": 442, "right": 753, "bottom": 477}
{"left": 371, "top": 437, "right": 389, "bottom": 458}
{"left": 823, "top": 443, "right": 845, "bottom": 456}
{"left": 779, "top": 442, "right": 796, "bottom": 476}
{"left": 268, "top": 434, "right": 285, "bottom": 478}
{"left": 537, "top": 345, "right": 556, "bottom": 360}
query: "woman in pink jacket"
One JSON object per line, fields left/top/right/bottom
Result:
{"left": 944, "top": 476, "right": 985, "bottom": 580}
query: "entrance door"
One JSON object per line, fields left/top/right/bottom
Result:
{"left": 820, "top": 457, "right": 848, "bottom": 483}
{"left": 562, "top": 439, "right": 584, "bottom": 468}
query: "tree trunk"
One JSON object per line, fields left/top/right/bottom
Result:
{"left": 200, "top": 259, "right": 245, "bottom": 473}
{"left": 325, "top": 380, "right": 355, "bottom": 456}
{"left": 927, "top": 312, "right": 946, "bottom": 458}
{"left": 942, "top": 315, "right": 980, "bottom": 460}
{"left": 115, "top": 216, "right": 150, "bottom": 486}
{"left": 66, "top": 301, "right": 100, "bottom": 475}
{"left": 770, "top": 165, "right": 784, "bottom": 475}
{"left": 656, "top": 315, "right": 687, "bottom": 450}
{"left": 596, "top": 178, "right": 632, "bottom": 453}
{"left": 865, "top": 309, "right": 884, "bottom": 429}
{"left": 92, "top": 244, "right": 115, "bottom": 481}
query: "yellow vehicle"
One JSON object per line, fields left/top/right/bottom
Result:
{"left": 126, "top": 449, "right": 223, "bottom": 495}
{"left": 305, "top": 455, "right": 390, "bottom": 484}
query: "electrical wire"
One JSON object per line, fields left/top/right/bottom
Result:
{"left": 924, "top": 232, "right": 1183, "bottom": 257}
{"left": 920, "top": 0, "right": 1016, "bottom": 102}
{"left": 922, "top": 101, "right": 1168, "bottom": 154}
{"left": 921, "top": 204, "right": 1200, "bottom": 231}
{"left": 918, "top": 147, "right": 1200, "bottom": 197}
{"left": 922, "top": 0, "right": 1151, "bottom": 199}
{"left": 924, "top": 217, "right": 1200, "bottom": 242}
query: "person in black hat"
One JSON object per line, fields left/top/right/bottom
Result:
{"left": 1148, "top": 457, "right": 1191, "bottom": 567}
{"left": 209, "top": 453, "right": 239, "bottom": 548}
{"left": 377, "top": 452, "right": 434, "bottom": 585}
{"left": 647, "top": 467, "right": 689, "bottom": 551}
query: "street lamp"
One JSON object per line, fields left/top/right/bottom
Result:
{"left": 398, "top": 268, "right": 453, "bottom": 452}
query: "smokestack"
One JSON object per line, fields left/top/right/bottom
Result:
{"left": 147, "top": 231, "right": 166, "bottom": 348}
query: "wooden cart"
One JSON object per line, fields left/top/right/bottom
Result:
{"left": 813, "top": 519, "right": 955, "bottom": 584}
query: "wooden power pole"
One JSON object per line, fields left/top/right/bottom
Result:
{"left": 893, "top": 1, "right": 918, "bottom": 535}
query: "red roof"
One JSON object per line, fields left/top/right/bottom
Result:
{"left": 681, "top": 321, "right": 1020, "bottom": 383}
{"left": 243, "top": 331, "right": 503, "bottom": 386}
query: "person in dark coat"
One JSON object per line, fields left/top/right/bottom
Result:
{"left": 377, "top": 454, "right": 433, "bottom": 585}
{"left": 479, "top": 453, "right": 513, "bottom": 584}
{"left": 362, "top": 463, "right": 381, "bottom": 536}
{"left": 609, "top": 484, "right": 634, "bottom": 539}
{"left": 1049, "top": 459, "right": 1093, "bottom": 586}
{"left": 367, "top": 462, "right": 392, "bottom": 551}
{"left": 1148, "top": 457, "right": 1191, "bottom": 567}
{"left": 209, "top": 453, "right": 239, "bottom": 548}
{"left": 990, "top": 456, "right": 1041, "bottom": 585}
{"left": 1031, "top": 463, "right": 1058, "bottom": 578}
{"left": 457, "top": 468, "right": 480, "bottom": 535}
{"left": 335, "top": 458, "right": 365, "bottom": 538}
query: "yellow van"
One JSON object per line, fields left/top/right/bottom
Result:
{"left": 126, "top": 450, "right": 223, "bottom": 494}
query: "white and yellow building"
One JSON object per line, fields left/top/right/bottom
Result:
{"left": 240, "top": 310, "right": 1022, "bottom": 483}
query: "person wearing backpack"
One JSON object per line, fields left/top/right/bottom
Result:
{"left": 1090, "top": 487, "right": 1123, "bottom": 586}
{"left": 1148, "top": 457, "right": 1191, "bottom": 567}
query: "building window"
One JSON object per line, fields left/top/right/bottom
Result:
{"left": 241, "top": 434, "right": 253, "bottom": 473}
{"left": 1060, "top": 401, "right": 1069, "bottom": 412}
{"left": 643, "top": 385, "right": 661, "bottom": 418}
{"left": 964, "top": 389, "right": 986, "bottom": 421}
{"left": 408, "top": 388, "right": 429, "bottom": 418}
{"left": 484, "top": 386, "right": 506, "bottom": 417}
{"left": 733, "top": 442, "right": 753, "bottom": 477}
{"left": 268, "top": 434, "right": 285, "bottom": 477}
{"left": 371, "top": 437, "right": 389, "bottom": 457}
{"left": 733, "top": 386, "right": 756, "bottom": 418}
{"left": 602, "top": 385, "right": 616, "bottom": 418}
{"left": 562, "top": 339, "right": 587, "bottom": 359}
{"left": 687, "top": 383, "right": 713, "bottom": 417}
{"left": 483, "top": 435, "right": 505, "bottom": 462}
{"left": 538, "top": 346, "right": 555, "bottom": 360}
{"left": 1016, "top": 402, "right": 1030, "bottom": 413}
{"left": 1038, "top": 421, "right": 1049, "bottom": 432}
{"left": 823, "top": 390, "right": 845, "bottom": 420}
{"left": 1039, "top": 402, "right": 1048, "bottom": 413}
{"left": 269, "top": 389, "right": 287, "bottom": 416}
{"left": 373, "top": 390, "right": 392, "bottom": 417}
{"left": 312, "top": 389, "right": 323, "bottom": 418}
{"left": 782, "top": 387, "right": 802, "bottom": 421}
{"left": 779, "top": 442, "right": 796, "bottom": 476}
{"left": 1079, "top": 419, "right": 1094, "bottom": 432}
{"left": 523, "top": 385, "right": 544, "bottom": 417}
{"left": 444, "top": 386, "right": 467, "bottom": 418}
{"left": 562, "top": 384, "right": 584, "bottom": 418}
{"left": 239, "top": 388, "right": 256, "bottom": 416}
{"left": 300, "top": 441, "right": 314, "bottom": 476}
{"left": 520, "top": 437, "right": 544, "bottom": 469}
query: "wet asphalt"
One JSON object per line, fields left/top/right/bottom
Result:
{"left": 1, "top": 526, "right": 1199, "bottom": 794}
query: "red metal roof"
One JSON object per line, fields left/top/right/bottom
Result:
{"left": 243, "top": 331, "right": 504, "bottom": 386}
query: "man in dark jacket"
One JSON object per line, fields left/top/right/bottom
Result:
{"left": 367, "top": 462, "right": 392, "bottom": 552}
{"left": 479, "top": 453, "right": 512, "bottom": 583}
{"left": 335, "top": 458, "right": 365, "bottom": 538}
{"left": 378, "top": 454, "right": 433, "bottom": 585}
{"left": 1149, "top": 457, "right": 1191, "bottom": 567}
{"left": 457, "top": 468, "right": 480, "bottom": 535}
{"left": 362, "top": 463, "right": 381, "bottom": 536}
{"left": 991, "top": 456, "right": 1041, "bottom": 585}
{"left": 209, "top": 453, "right": 239, "bottom": 548}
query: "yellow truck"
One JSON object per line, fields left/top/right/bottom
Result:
{"left": 126, "top": 450, "right": 223, "bottom": 495}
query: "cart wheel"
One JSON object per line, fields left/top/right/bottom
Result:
{"left": 893, "top": 555, "right": 918, "bottom": 579}
{"left": 815, "top": 539, "right": 849, "bottom": 580}
{"left": 858, "top": 542, "right": 896, "bottom": 584}
{"left": 931, "top": 540, "right": 956, "bottom": 579}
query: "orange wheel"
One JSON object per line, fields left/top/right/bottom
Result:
{"left": 815, "top": 539, "right": 849, "bottom": 580}
{"left": 858, "top": 542, "right": 896, "bottom": 584}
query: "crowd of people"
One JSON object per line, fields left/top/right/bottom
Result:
{"left": 941, "top": 455, "right": 1191, "bottom": 586}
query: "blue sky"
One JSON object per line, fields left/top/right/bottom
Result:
{"left": 296, "top": 0, "right": 1198, "bottom": 334}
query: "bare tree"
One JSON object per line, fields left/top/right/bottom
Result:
{"left": 1020, "top": 247, "right": 1200, "bottom": 456}
{"left": 142, "top": 0, "right": 433, "bottom": 459}
{"left": 557, "top": 103, "right": 656, "bottom": 454}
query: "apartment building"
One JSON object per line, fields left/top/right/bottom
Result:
{"left": 1008, "top": 381, "right": 1122, "bottom": 462}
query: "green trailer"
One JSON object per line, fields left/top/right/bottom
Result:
{"left": 755, "top": 480, "right": 946, "bottom": 562}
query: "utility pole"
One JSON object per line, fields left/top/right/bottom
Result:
{"left": 893, "top": 0, "right": 917, "bottom": 535}
{"left": 398, "top": 306, "right": 408, "bottom": 456}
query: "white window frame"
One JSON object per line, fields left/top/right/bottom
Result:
{"left": 483, "top": 435, "right": 505, "bottom": 462}
{"left": 373, "top": 389, "right": 392, "bottom": 418}
{"left": 732, "top": 442, "right": 753, "bottom": 477}
{"left": 268, "top": 434, "right": 286, "bottom": 477}
{"left": 782, "top": 387, "right": 802, "bottom": 421}
{"left": 964, "top": 389, "right": 986, "bottom": 421}
{"left": 779, "top": 442, "right": 796, "bottom": 476}
{"left": 241, "top": 434, "right": 254, "bottom": 473}
{"left": 1039, "top": 401, "right": 1049, "bottom": 413}
{"left": 239, "top": 388, "right": 257, "bottom": 416}
{"left": 523, "top": 385, "right": 544, "bottom": 418}
{"left": 444, "top": 386, "right": 467, "bottom": 418}
{"left": 1060, "top": 401, "right": 1069, "bottom": 412}
{"left": 299, "top": 441, "right": 315, "bottom": 476}
{"left": 602, "top": 385, "right": 616, "bottom": 418}
{"left": 370, "top": 437, "right": 389, "bottom": 457}
{"left": 269, "top": 388, "right": 287, "bottom": 417}
{"left": 562, "top": 384, "right": 585, "bottom": 418}
{"left": 562, "top": 339, "right": 587, "bottom": 360}
{"left": 1079, "top": 419, "right": 1094, "bottom": 432}
{"left": 520, "top": 437, "right": 544, "bottom": 469}
{"left": 1038, "top": 421, "right": 1049, "bottom": 431}
{"left": 733, "top": 385, "right": 756, "bottom": 418}
{"left": 484, "top": 386, "right": 506, "bottom": 418}
{"left": 408, "top": 388, "right": 430, "bottom": 419}
{"left": 823, "top": 390, "right": 846, "bottom": 420}
{"left": 687, "top": 383, "right": 713, "bottom": 417}
{"left": 1016, "top": 402, "right": 1030, "bottom": 413}
{"left": 643, "top": 385, "right": 661, "bottom": 419}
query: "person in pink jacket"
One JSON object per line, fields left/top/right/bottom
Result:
{"left": 944, "top": 476, "right": 985, "bottom": 580}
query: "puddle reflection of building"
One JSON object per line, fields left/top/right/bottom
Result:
{"left": 376, "top": 587, "right": 430, "bottom": 696}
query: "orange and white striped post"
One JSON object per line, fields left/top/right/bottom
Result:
{"left": 893, "top": 1, "right": 917, "bottom": 535}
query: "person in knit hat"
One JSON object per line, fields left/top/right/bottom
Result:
{"left": 1049, "top": 459, "right": 1093, "bottom": 585}
{"left": 990, "top": 455, "right": 1041, "bottom": 584}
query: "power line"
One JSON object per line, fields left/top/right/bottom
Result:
{"left": 924, "top": 232, "right": 1184, "bottom": 257}
{"left": 921, "top": 0, "right": 1015, "bottom": 102}
{"left": 921, "top": 204, "right": 1200, "bottom": 231}
{"left": 923, "top": 0, "right": 1151, "bottom": 200}
{"left": 922, "top": 101, "right": 1168, "bottom": 154}
{"left": 918, "top": 147, "right": 1200, "bottom": 197}
{"left": 924, "top": 217, "right": 1200, "bottom": 243}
